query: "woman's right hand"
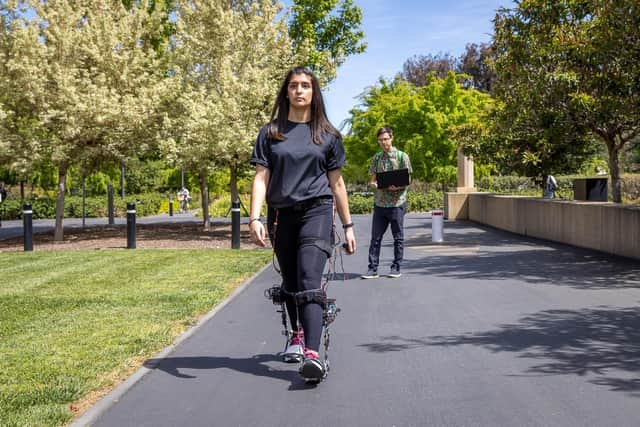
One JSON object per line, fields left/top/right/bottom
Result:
{"left": 250, "top": 221, "right": 267, "bottom": 247}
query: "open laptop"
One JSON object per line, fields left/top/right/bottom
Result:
{"left": 376, "top": 168, "right": 410, "bottom": 189}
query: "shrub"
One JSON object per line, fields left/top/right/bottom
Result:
{"left": 345, "top": 190, "right": 444, "bottom": 214}
{"left": 207, "top": 193, "right": 253, "bottom": 218}
{"left": 621, "top": 174, "right": 640, "bottom": 203}
{"left": 0, "top": 193, "right": 170, "bottom": 220}
{"left": 407, "top": 190, "right": 443, "bottom": 212}
{"left": 348, "top": 194, "right": 374, "bottom": 214}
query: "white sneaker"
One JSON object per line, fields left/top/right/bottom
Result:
{"left": 299, "top": 349, "right": 327, "bottom": 383}
{"left": 281, "top": 331, "right": 304, "bottom": 363}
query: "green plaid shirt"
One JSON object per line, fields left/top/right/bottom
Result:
{"left": 368, "top": 147, "right": 412, "bottom": 207}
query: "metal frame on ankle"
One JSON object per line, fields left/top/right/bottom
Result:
{"left": 264, "top": 206, "right": 345, "bottom": 372}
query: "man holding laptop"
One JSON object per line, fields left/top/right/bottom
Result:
{"left": 362, "top": 126, "right": 412, "bottom": 279}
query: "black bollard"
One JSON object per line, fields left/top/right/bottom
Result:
{"left": 169, "top": 197, "right": 173, "bottom": 217}
{"left": 231, "top": 199, "right": 240, "bottom": 249}
{"left": 23, "top": 202, "right": 33, "bottom": 251}
{"left": 126, "top": 202, "right": 136, "bottom": 249}
{"left": 107, "top": 183, "right": 115, "bottom": 225}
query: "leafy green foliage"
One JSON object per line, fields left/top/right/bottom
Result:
{"left": 347, "top": 191, "right": 444, "bottom": 214}
{"left": 344, "top": 72, "right": 493, "bottom": 187}
{"left": 402, "top": 43, "right": 496, "bottom": 93}
{"left": 0, "top": 193, "right": 171, "bottom": 220}
{"left": 490, "top": 0, "right": 640, "bottom": 202}
{"left": 288, "top": 0, "right": 366, "bottom": 84}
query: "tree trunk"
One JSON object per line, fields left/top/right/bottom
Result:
{"left": 199, "top": 170, "right": 210, "bottom": 231}
{"left": 606, "top": 138, "right": 622, "bottom": 203}
{"left": 230, "top": 164, "right": 239, "bottom": 204}
{"left": 54, "top": 162, "right": 68, "bottom": 242}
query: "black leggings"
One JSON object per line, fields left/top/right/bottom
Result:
{"left": 268, "top": 198, "right": 334, "bottom": 352}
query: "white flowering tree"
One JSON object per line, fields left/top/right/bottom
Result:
{"left": 166, "top": 0, "right": 293, "bottom": 229}
{"left": 0, "top": 3, "right": 47, "bottom": 185}
{"left": 0, "top": 0, "right": 169, "bottom": 241}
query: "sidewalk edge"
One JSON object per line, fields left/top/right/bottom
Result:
{"left": 68, "top": 261, "right": 273, "bottom": 427}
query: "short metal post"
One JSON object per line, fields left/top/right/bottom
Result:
{"left": 23, "top": 202, "right": 33, "bottom": 251}
{"left": 431, "top": 209, "right": 444, "bottom": 243}
{"left": 231, "top": 199, "right": 240, "bottom": 249}
{"left": 169, "top": 197, "right": 174, "bottom": 217}
{"left": 126, "top": 202, "right": 136, "bottom": 249}
{"left": 107, "top": 184, "right": 115, "bottom": 225}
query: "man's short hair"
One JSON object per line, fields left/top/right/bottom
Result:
{"left": 377, "top": 126, "right": 393, "bottom": 138}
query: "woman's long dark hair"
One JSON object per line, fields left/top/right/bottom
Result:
{"left": 267, "top": 66, "right": 340, "bottom": 145}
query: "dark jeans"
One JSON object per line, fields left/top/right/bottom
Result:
{"left": 367, "top": 204, "right": 405, "bottom": 272}
{"left": 267, "top": 197, "right": 334, "bottom": 351}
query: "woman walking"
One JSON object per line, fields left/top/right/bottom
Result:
{"left": 249, "top": 66, "right": 356, "bottom": 383}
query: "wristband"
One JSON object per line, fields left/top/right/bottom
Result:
{"left": 248, "top": 217, "right": 262, "bottom": 225}
{"left": 342, "top": 222, "right": 354, "bottom": 229}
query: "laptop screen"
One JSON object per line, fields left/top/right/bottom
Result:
{"left": 376, "top": 168, "right": 410, "bottom": 189}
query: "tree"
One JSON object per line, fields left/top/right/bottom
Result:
{"left": 401, "top": 53, "right": 457, "bottom": 87}
{"left": 492, "top": 0, "right": 640, "bottom": 202}
{"left": 345, "top": 72, "right": 493, "bottom": 187}
{"left": 288, "top": 0, "right": 366, "bottom": 85}
{"left": 0, "top": 0, "right": 169, "bottom": 240}
{"left": 458, "top": 42, "right": 496, "bottom": 93}
{"left": 167, "top": 0, "right": 292, "bottom": 229}
{"left": 0, "top": 4, "right": 47, "bottom": 189}
{"left": 401, "top": 44, "right": 496, "bottom": 92}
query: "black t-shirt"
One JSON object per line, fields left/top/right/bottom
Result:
{"left": 250, "top": 121, "right": 346, "bottom": 208}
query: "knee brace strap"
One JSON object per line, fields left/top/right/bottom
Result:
{"left": 291, "top": 289, "right": 326, "bottom": 309}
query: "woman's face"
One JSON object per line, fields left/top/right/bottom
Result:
{"left": 287, "top": 73, "right": 313, "bottom": 110}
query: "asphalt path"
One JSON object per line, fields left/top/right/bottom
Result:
{"left": 63, "top": 213, "right": 640, "bottom": 427}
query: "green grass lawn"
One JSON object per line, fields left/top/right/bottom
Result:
{"left": 0, "top": 249, "right": 272, "bottom": 427}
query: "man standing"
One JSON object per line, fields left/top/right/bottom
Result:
{"left": 362, "top": 127, "right": 412, "bottom": 279}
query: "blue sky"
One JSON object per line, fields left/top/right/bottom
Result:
{"left": 313, "top": 0, "right": 512, "bottom": 129}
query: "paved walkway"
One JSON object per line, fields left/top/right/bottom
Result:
{"left": 52, "top": 213, "right": 640, "bottom": 426}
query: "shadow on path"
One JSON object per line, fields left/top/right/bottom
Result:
{"left": 359, "top": 306, "right": 640, "bottom": 396}
{"left": 403, "top": 222, "right": 640, "bottom": 290}
{"left": 143, "top": 354, "right": 317, "bottom": 390}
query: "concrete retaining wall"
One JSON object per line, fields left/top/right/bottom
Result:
{"left": 445, "top": 192, "right": 640, "bottom": 260}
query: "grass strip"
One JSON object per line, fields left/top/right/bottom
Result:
{"left": 0, "top": 249, "right": 271, "bottom": 427}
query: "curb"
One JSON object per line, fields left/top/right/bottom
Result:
{"left": 68, "top": 262, "right": 273, "bottom": 427}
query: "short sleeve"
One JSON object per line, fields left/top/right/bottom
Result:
{"left": 326, "top": 134, "right": 346, "bottom": 170}
{"left": 250, "top": 125, "right": 271, "bottom": 169}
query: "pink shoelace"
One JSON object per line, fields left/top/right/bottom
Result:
{"left": 291, "top": 330, "right": 304, "bottom": 347}
{"left": 304, "top": 349, "right": 320, "bottom": 360}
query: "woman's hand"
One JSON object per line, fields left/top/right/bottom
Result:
{"left": 343, "top": 227, "right": 356, "bottom": 255}
{"left": 250, "top": 220, "right": 267, "bottom": 247}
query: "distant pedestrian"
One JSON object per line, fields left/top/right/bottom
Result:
{"left": 361, "top": 126, "right": 412, "bottom": 279}
{"left": 177, "top": 187, "right": 190, "bottom": 212}
{"left": 0, "top": 182, "right": 6, "bottom": 203}
{"left": 544, "top": 174, "right": 557, "bottom": 199}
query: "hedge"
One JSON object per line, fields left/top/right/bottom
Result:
{"left": 0, "top": 193, "right": 170, "bottom": 220}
